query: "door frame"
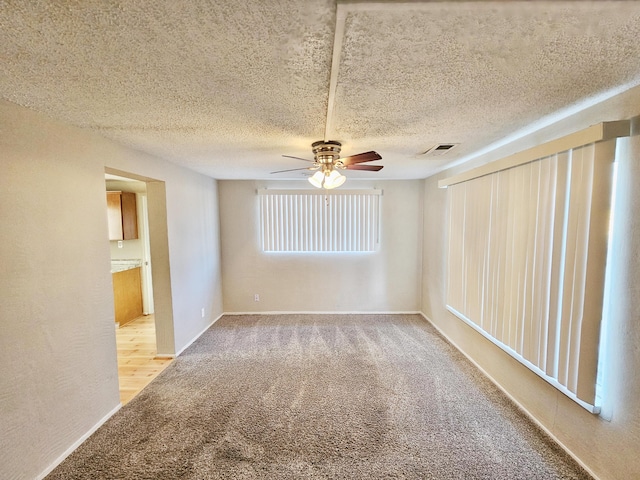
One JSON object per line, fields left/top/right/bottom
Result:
{"left": 105, "top": 167, "right": 175, "bottom": 356}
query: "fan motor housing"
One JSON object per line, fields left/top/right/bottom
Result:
{"left": 312, "top": 140, "right": 342, "bottom": 164}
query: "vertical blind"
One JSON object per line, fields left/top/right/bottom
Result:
{"left": 258, "top": 190, "right": 381, "bottom": 252}
{"left": 446, "top": 139, "right": 618, "bottom": 411}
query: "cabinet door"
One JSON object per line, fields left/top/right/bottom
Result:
{"left": 121, "top": 192, "right": 138, "bottom": 240}
{"left": 106, "top": 192, "right": 123, "bottom": 240}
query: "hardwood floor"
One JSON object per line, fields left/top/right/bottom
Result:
{"left": 115, "top": 314, "right": 173, "bottom": 405}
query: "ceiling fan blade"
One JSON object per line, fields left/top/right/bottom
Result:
{"left": 282, "top": 155, "right": 315, "bottom": 163}
{"left": 340, "top": 151, "right": 382, "bottom": 165}
{"left": 345, "top": 164, "right": 384, "bottom": 171}
{"left": 270, "top": 167, "right": 316, "bottom": 174}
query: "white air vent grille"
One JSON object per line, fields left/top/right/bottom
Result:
{"left": 421, "top": 143, "right": 459, "bottom": 157}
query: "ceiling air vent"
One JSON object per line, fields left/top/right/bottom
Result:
{"left": 420, "top": 143, "right": 459, "bottom": 157}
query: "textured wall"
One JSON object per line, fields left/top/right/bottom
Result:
{"left": 0, "top": 100, "right": 223, "bottom": 479}
{"left": 0, "top": 101, "right": 121, "bottom": 480}
{"left": 164, "top": 168, "right": 223, "bottom": 351}
{"left": 421, "top": 96, "right": 640, "bottom": 479}
{"left": 219, "top": 179, "right": 422, "bottom": 313}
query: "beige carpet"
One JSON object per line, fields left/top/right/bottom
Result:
{"left": 46, "top": 314, "right": 591, "bottom": 479}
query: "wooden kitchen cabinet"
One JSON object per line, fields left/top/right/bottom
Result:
{"left": 107, "top": 191, "right": 138, "bottom": 240}
{"left": 112, "top": 266, "right": 143, "bottom": 326}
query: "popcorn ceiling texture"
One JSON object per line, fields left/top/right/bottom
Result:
{"left": 0, "top": 0, "right": 335, "bottom": 173}
{"left": 336, "top": 3, "right": 640, "bottom": 163}
{"left": 1, "top": 1, "right": 640, "bottom": 179}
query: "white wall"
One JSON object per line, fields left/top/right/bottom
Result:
{"left": 421, "top": 86, "right": 640, "bottom": 480}
{"left": 0, "top": 100, "right": 223, "bottom": 480}
{"left": 219, "top": 179, "right": 423, "bottom": 313}
{"left": 163, "top": 168, "right": 223, "bottom": 350}
{"left": 109, "top": 236, "right": 144, "bottom": 260}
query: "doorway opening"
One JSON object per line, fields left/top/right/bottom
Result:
{"left": 105, "top": 169, "right": 175, "bottom": 404}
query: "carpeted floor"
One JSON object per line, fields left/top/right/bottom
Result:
{"left": 47, "top": 314, "right": 592, "bottom": 479}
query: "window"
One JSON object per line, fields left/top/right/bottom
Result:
{"left": 258, "top": 189, "right": 382, "bottom": 253}
{"left": 440, "top": 121, "right": 629, "bottom": 412}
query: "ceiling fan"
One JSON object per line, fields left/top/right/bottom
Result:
{"left": 271, "top": 140, "right": 383, "bottom": 189}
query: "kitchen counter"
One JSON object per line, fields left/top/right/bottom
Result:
{"left": 111, "top": 259, "right": 142, "bottom": 273}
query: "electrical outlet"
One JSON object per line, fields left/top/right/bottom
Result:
{"left": 254, "top": 294, "right": 260, "bottom": 302}
{"left": 201, "top": 308, "right": 205, "bottom": 318}
{"left": 117, "top": 240, "right": 123, "bottom": 248}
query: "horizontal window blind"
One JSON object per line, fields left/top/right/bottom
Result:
{"left": 258, "top": 190, "right": 381, "bottom": 252}
{"left": 445, "top": 138, "right": 618, "bottom": 412}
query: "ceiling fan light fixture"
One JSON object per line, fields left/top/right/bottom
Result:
{"left": 280, "top": 140, "right": 382, "bottom": 189}
{"left": 323, "top": 169, "right": 346, "bottom": 189}
{"left": 308, "top": 170, "right": 325, "bottom": 188}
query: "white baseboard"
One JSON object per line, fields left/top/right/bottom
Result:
{"left": 37, "top": 403, "right": 122, "bottom": 480}
{"left": 222, "top": 310, "right": 423, "bottom": 316}
{"left": 418, "top": 312, "right": 600, "bottom": 480}
{"left": 174, "top": 313, "right": 225, "bottom": 357}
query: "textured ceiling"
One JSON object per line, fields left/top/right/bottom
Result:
{"left": 2, "top": 1, "right": 640, "bottom": 180}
